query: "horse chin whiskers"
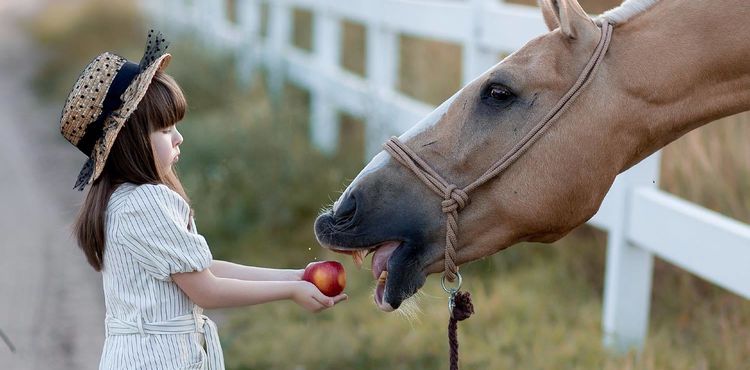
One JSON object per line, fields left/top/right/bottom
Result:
{"left": 395, "top": 290, "right": 426, "bottom": 325}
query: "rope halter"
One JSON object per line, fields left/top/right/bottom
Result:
{"left": 383, "top": 21, "right": 614, "bottom": 283}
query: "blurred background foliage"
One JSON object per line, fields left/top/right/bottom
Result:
{"left": 28, "top": 0, "right": 749, "bottom": 369}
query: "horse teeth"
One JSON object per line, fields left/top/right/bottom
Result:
{"left": 352, "top": 250, "right": 367, "bottom": 269}
{"left": 378, "top": 270, "right": 388, "bottom": 284}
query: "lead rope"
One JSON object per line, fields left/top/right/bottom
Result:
{"left": 383, "top": 21, "right": 613, "bottom": 370}
{"left": 442, "top": 273, "right": 473, "bottom": 370}
{"left": 449, "top": 291, "right": 474, "bottom": 370}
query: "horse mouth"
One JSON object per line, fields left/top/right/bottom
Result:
{"left": 327, "top": 241, "right": 404, "bottom": 312}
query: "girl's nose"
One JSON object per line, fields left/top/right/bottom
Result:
{"left": 174, "top": 128, "right": 183, "bottom": 146}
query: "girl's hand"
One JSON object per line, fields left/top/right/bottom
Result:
{"left": 289, "top": 268, "right": 305, "bottom": 281}
{"left": 291, "top": 281, "right": 348, "bottom": 313}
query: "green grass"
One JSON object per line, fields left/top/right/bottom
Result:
{"left": 28, "top": 1, "right": 750, "bottom": 369}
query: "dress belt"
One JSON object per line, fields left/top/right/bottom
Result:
{"left": 105, "top": 305, "right": 224, "bottom": 370}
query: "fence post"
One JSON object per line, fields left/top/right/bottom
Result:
{"left": 463, "top": 0, "right": 497, "bottom": 85}
{"left": 206, "top": 0, "right": 227, "bottom": 41}
{"left": 235, "top": 0, "right": 262, "bottom": 86}
{"left": 602, "top": 151, "right": 662, "bottom": 353}
{"left": 139, "top": 0, "right": 162, "bottom": 27}
{"left": 310, "top": 4, "right": 341, "bottom": 154}
{"left": 365, "top": 3, "right": 398, "bottom": 159}
{"left": 267, "top": 1, "right": 291, "bottom": 99}
{"left": 143, "top": 0, "right": 182, "bottom": 32}
{"left": 191, "top": 0, "right": 222, "bottom": 45}
{"left": 188, "top": 1, "right": 205, "bottom": 38}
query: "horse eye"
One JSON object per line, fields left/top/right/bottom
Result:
{"left": 489, "top": 85, "right": 513, "bottom": 101}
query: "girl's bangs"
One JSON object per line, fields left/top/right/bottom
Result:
{"left": 146, "top": 72, "right": 187, "bottom": 131}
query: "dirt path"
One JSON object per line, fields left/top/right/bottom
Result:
{"left": 0, "top": 3, "right": 105, "bottom": 369}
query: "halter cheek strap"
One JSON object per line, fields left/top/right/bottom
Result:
{"left": 384, "top": 21, "right": 614, "bottom": 282}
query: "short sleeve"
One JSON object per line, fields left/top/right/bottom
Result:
{"left": 117, "top": 184, "right": 212, "bottom": 281}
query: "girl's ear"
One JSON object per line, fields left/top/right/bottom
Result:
{"left": 539, "top": 0, "right": 596, "bottom": 40}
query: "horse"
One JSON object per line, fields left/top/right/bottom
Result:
{"left": 314, "top": 0, "right": 750, "bottom": 312}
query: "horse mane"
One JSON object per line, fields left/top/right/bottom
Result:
{"left": 595, "top": 0, "right": 660, "bottom": 25}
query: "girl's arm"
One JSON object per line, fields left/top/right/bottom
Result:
{"left": 209, "top": 260, "right": 302, "bottom": 281}
{"left": 171, "top": 268, "right": 346, "bottom": 311}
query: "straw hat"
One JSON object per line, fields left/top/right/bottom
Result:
{"left": 60, "top": 30, "right": 172, "bottom": 191}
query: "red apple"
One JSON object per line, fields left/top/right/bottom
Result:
{"left": 302, "top": 261, "right": 346, "bottom": 297}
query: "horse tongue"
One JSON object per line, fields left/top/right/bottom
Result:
{"left": 371, "top": 241, "right": 400, "bottom": 280}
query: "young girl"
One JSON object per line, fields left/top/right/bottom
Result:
{"left": 59, "top": 31, "right": 346, "bottom": 369}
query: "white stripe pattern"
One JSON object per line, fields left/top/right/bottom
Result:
{"left": 99, "top": 183, "right": 223, "bottom": 369}
{"left": 105, "top": 305, "right": 223, "bottom": 370}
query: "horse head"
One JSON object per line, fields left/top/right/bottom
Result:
{"left": 314, "top": 0, "right": 750, "bottom": 311}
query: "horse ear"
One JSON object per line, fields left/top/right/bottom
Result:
{"left": 539, "top": 0, "right": 596, "bottom": 40}
{"left": 539, "top": 0, "right": 560, "bottom": 32}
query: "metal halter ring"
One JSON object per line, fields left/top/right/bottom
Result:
{"left": 441, "top": 271, "right": 463, "bottom": 294}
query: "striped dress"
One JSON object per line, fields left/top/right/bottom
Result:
{"left": 99, "top": 183, "right": 224, "bottom": 369}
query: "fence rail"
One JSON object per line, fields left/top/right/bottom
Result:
{"left": 143, "top": 0, "right": 750, "bottom": 353}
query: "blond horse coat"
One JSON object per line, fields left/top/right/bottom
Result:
{"left": 314, "top": 0, "right": 750, "bottom": 311}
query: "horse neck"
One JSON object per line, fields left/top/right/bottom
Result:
{"left": 607, "top": 0, "right": 750, "bottom": 170}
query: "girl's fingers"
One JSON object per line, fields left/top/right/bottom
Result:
{"left": 307, "top": 293, "right": 347, "bottom": 312}
{"left": 306, "top": 300, "right": 325, "bottom": 313}
{"left": 292, "top": 269, "right": 305, "bottom": 281}
{"left": 312, "top": 293, "right": 334, "bottom": 308}
{"left": 332, "top": 294, "right": 348, "bottom": 304}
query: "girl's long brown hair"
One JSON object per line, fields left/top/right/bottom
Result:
{"left": 75, "top": 72, "right": 190, "bottom": 271}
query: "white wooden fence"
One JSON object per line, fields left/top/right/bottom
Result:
{"left": 142, "top": 0, "right": 750, "bottom": 353}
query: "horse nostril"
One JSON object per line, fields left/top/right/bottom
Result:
{"left": 335, "top": 193, "right": 357, "bottom": 222}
